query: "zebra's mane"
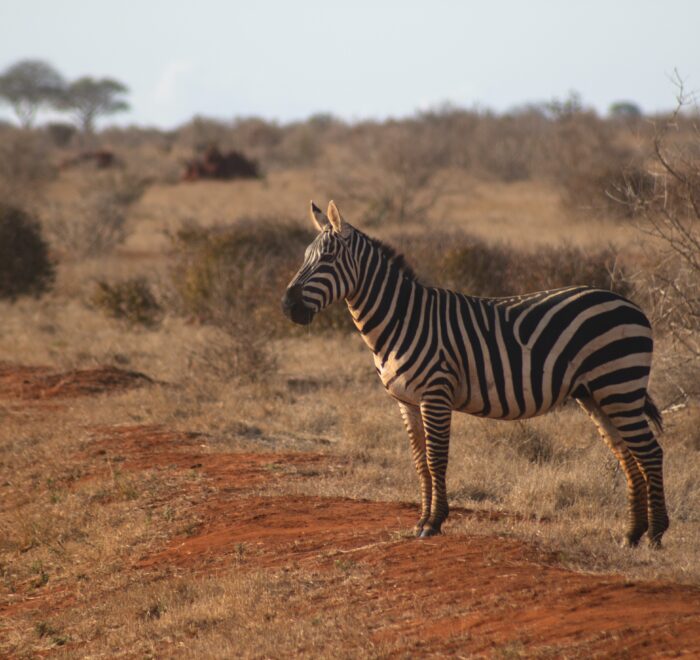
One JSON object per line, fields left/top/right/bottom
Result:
{"left": 359, "top": 231, "right": 419, "bottom": 282}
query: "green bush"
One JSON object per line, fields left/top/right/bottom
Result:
{"left": 0, "top": 204, "right": 55, "bottom": 300}
{"left": 91, "top": 278, "right": 161, "bottom": 326}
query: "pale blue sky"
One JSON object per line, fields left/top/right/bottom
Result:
{"left": 1, "top": 0, "right": 698, "bottom": 128}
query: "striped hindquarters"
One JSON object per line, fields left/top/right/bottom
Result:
{"left": 454, "top": 286, "right": 654, "bottom": 419}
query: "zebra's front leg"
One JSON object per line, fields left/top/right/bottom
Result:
{"left": 398, "top": 402, "right": 432, "bottom": 536}
{"left": 419, "top": 396, "right": 452, "bottom": 538}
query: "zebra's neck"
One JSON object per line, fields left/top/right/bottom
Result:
{"left": 345, "top": 233, "right": 422, "bottom": 361}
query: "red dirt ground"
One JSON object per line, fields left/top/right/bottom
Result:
{"left": 0, "top": 363, "right": 153, "bottom": 400}
{"left": 2, "top": 366, "right": 700, "bottom": 656}
{"left": 82, "top": 425, "right": 700, "bottom": 656}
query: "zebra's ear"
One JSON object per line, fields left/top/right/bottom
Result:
{"left": 309, "top": 200, "right": 329, "bottom": 232}
{"left": 327, "top": 200, "right": 343, "bottom": 233}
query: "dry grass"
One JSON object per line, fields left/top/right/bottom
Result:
{"left": 274, "top": 334, "right": 700, "bottom": 584}
{"left": 1, "top": 119, "right": 699, "bottom": 656}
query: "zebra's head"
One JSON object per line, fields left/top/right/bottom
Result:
{"left": 282, "top": 200, "right": 357, "bottom": 325}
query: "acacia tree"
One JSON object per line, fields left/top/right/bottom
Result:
{"left": 0, "top": 59, "right": 65, "bottom": 127}
{"left": 60, "top": 76, "right": 129, "bottom": 132}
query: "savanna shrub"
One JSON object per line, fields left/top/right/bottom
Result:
{"left": 45, "top": 122, "right": 76, "bottom": 147}
{"left": 324, "top": 121, "right": 448, "bottom": 226}
{"left": 0, "top": 129, "right": 55, "bottom": 204}
{"left": 91, "top": 278, "right": 161, "bottom": 326}
{"left": 171, "top": 220, "right": 633, "bottom": 345}
{"left": 0, "top": 204, "right": 55, "bottom": 300}
{"left": 541, "top": 111, "right": 649, "bottom": 218}
{"left": 170, "top": 218, "right": 353, "bottom": 336}
{"left": 396, "top": 231, "right": 632, "bottom": 298}
{"left": 43, "top": 170, "right": 148, "bottom": 257}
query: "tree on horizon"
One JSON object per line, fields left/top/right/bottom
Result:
{"left": 0, "top": 59, "right": 65, "bottom": 127}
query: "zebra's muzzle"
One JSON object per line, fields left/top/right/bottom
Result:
{"left": 282, "top": 285, "right": 315, "bottom": 325}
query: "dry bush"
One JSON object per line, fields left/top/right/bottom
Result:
{"left": 394, "top": 230, "right": 631, "bottom": 297}
{"left": 176, "top": 116, "right": 241, "bottom": 153}
{"left": 115, "top": 143, "right": 181, "bottom": 185}
{"left": 322, "top": 120, "right": 450, "bottom": 225}
{"left": 54, "top": 101, "right": 670, "bottom": 221}
{"left": 0, "top": 127, "right": 56, "bottom": 206}
{"left": 0, "top": 203, "right": 55, "bottom": 300}
{"left": 536, "top": 101, "right": 645, "bottom": 218}
{"left": 461, "top": 108, "right": 550, "bottom": 182}
{"left": 42, "top": 170, "right": 148, "bottom": 258}
{"left": 319, "top": 99, "right": 647, "bottom": 205}
{"left": 169, "top": 219, "right": 348, "bottom": 381}
{"left": 170, "top": 218, "right": 352, "bottom": 337}
{"left": 621, "top": 85, "right": 700, "bottom": 372}
{"left": 170, "top": 218, "right": 309, "bottom": 327}
{"left": 44, "top": 121, "right": 76, "bottom": 148}
{"left": 94, "top": 128, "right": 181, "bottom": 183}
{"left": 339, "top": 105, "right": 547, "bottom": 183}
{"left": 268, "top": 120, "right": 323, "bottom": 168}
{"left": 100, "top": 125, "right": 175, "bottom": 149}
{"left": 175, "top": 115, "right": 342, "bottom": 171}
{"left": 91, "top": 277, "right": 161, "bottom": 326}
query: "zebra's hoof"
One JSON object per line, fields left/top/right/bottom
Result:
{"left": 648, "top": 530, "right": 667, "bottom": 549}
{"left": 419, "top": 527, "right": 440, "bottom": 538}
{"left": 648, "top": 518, "right": 669, "bottom": 549}
{"left": 625, "top": 527, "right": 648, "bottom": 548}
{"left": 413, "top": 518, "right": 430, "bottom": 537}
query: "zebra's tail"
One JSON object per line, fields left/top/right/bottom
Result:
{"left": 644, "top": 394, "right": 663, "bottom": 434}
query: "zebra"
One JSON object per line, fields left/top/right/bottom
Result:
{"left": 281, "top": 200, "right": 669, "bottom": 547}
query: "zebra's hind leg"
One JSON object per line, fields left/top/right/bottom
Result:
{"left": 577, "top": 394, "right": 649, "bottom": 546}
{"left": 601, "top": 398, "right": 669, "bottom": 547}
{"left": 398, "top": 402, "right": 432, "bottom": 536}
{"left": 418, "top": 396, "right": 452, "bottom": 538}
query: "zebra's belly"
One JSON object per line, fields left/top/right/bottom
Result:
{"left": 453, "top": 355, "right": 571, "bottom": 420}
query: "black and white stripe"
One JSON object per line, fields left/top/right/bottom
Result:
{"left": 282, "top": 201, "right": 669, "bottom": 547}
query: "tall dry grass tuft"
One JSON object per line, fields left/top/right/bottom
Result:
{"left": 91, "top": 277, "right": 161, "bottom": 327}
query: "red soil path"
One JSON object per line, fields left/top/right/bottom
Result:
{"left": 0, "top": 363, "right": 152, "bottom": 400}
{"left": 2, "top": 366, "right": 700, "bottom": 656}
{"left": 110, "top": 426, "right": 700, "bottom": 656}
